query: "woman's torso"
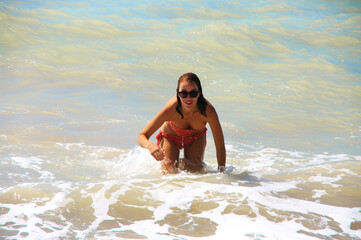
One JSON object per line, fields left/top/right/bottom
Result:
{"left": 160, "top": 97, "right": 207, "bottom": 137}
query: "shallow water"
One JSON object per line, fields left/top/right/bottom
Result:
{"left": 1, "top": 0, "right": 361, "bottom": 239}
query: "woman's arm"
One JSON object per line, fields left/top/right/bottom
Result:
{"left": 138, "top": 98, "right": 176, "bottom": 161}
{"left": 207, "top": 104, "right": 226, "bottom": 172}
{"left": 137, "top": 108, "right": 167, "bottom": 161}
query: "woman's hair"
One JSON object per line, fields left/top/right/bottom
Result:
{"left": 176, "top": 72, "right": 208, "bottom": 119}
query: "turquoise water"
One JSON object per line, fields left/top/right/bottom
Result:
{"left": 0, "top": 1, "right": 360, "bottom": 239}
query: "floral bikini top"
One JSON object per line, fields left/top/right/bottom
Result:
{"left": 169, "top": 121, "right": 205, "bottom": 137}
{"left": 156, "top": 121, "right": 207, "bottom": 149}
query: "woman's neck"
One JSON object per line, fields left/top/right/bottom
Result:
{"left": 181, "top": 107, "right": 198, "bottom": 120}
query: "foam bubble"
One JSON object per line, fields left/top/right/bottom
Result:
{"left": 11, "top": 156, "right": 55, "bottom": 180}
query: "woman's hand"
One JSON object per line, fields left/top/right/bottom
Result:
{"left": 148, "top": 143, "right": 178, "bottom": 174}
{"left": 148, "top": 143, "right": 165, "bottom": 161}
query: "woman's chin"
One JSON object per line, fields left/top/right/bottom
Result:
{"left": 183, "top": 104, "right": 195, "bottom": 111}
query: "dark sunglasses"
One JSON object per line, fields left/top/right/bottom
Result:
{"left": 178, "top": 90, "right": 199, "bottom": 98}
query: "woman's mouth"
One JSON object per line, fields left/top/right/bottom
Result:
{"left": 184, "top": 100, "right": 193, "bottom": 106}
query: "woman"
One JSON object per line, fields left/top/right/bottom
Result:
{"left": 138, "top": 72, "right": 226, "bottom": 174}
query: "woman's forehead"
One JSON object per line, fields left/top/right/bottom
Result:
{"left": 179, "top": 80, "right": 198, "bottom": 89}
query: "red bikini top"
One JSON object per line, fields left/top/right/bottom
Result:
{"left": 169, "top": 121, "right": 205, "bottom": 137}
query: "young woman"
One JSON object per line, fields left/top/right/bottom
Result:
{"left": 138, "top": 72, "right": 226, "bottom": 174}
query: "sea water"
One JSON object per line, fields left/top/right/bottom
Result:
{"left": 0, "top": 0, "right": 360, "bottom": 239}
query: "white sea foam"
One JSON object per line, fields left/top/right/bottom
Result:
{"left": 312, "top": 189, "right": 327, "bottom": 199}
{"left": 11, "top": 156, "right": 55, "bottom": 180}
{"left": 225, "top": 144, "right": 241, "bottom": 153}
{"left": 308, "top": 174, "right": 343, "bottom": 186}
{"left": 1, "top": 143, "right": 360, "bottom": 239}
{"left": 0, "top": 134, "right": 8, "bottom": 140}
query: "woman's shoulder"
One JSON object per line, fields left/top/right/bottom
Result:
{"left": 160, "top": 96, "right": 178, "bottom": 116}
{"left": 164, "top": 96, "right": 178, "bottom": 110}
{"left": 165, "top": 95, "right": 177, "bottom": 106}
{"left": 205, "top": 99, "right": 216, "bottom": 112}
{"left": 205, "top": 99, "right": 218, "bottom": 120}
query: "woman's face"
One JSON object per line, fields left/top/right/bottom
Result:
{"left": 178, "top": 80, "right": 199, "bottom": 111}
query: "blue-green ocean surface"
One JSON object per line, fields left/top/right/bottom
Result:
{"left": 0, "top": 1, "right": 360, "bottom": 239}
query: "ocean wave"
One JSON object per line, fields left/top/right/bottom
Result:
{"left": 1, "top": 142, "right": 360, "bottom": 239}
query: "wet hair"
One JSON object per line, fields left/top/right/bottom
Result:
{"left": 176, "top": 72, "right": 208, "bottom": 119}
